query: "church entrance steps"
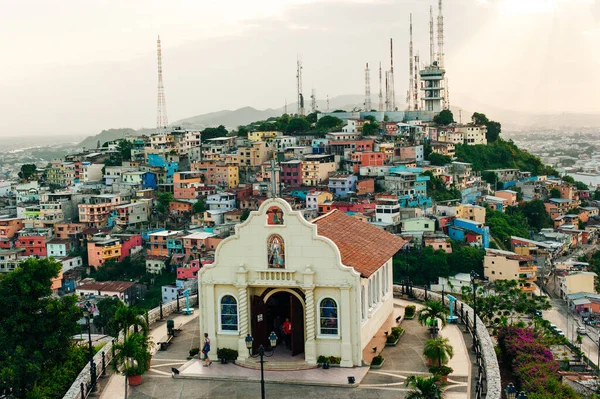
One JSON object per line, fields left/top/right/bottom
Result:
{"left": 235, "top": 358, "right": 317, "bottom": 371}
{"left": 176, "top": 358, "right": 370, "bottom": 387}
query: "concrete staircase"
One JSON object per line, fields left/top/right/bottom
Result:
{"left": 234, "top": 358, "right": 318, "bottom": 371}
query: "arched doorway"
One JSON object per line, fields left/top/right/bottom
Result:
{"left": 251, "top": 290, "right": 305, "bottom": 357}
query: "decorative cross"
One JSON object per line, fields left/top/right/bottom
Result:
{"left": 266, "top": 157, "right": 281, "bottom": 198}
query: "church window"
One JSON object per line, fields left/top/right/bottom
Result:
{"left": 220, "top": 295, "right": 238, "bottom": 332}
{"left": 267, "top": 235, "right": 285, "bottom": 268}
{"left": 319, "top": 298, "right": 338, "bottom": 335}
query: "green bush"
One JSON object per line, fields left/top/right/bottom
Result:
{"left": 387, "top": 335, "right": 398, "bottom": 344}
{"left": 391, "top": 327, "right": 404, "bottom": 339}
{"left": 317, "top": 355, "right": 341, "bottom": 364}
{"left": 189, "top": 347, "right": 200, "bottom": 357}
{"left": 371, "top": 355, "right": 384, "bottom": 366}
{"left": 216, "top": 348, "right": 239, "bottom": 361}
{"left": 317, "top": 355, "right": 328, "bottom": 364}
{"left": 405, "top": 305, "right": 416, "bottom": 318}
{"left": 429, "top": 365, "right": 453, "bottom": 376}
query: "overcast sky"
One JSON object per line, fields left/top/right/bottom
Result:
{"left": 0, "top": 0, "right": 598, "bottom": 137}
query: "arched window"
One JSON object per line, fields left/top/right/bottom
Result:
{"left": 220, "top": 295, "right": 238, "bottom": 332}
{"left": 319, "top": 298, "right": 339, "bottom": 335}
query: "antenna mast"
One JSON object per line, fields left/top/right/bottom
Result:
{"left": 429, "top": 6, "right": 435, "bottom": 66}
{"left": 385, "top": 71, "right": 390, "bottom": 111}
{"left": 284, "top": 98, "right": 288, "bottom": 115}
{"left": 364, "top": 63, "right": 371, "bottom": 111}
{"left": 296, "top": 56, "right": 305, "bottom": 116}
{"left": 326, "top": 95, "right": 330, "bottom": 112}
{"left": 437, "top": 0, "right": 445, "bottom": 68}
{"left": 310, "top": 89, "right": 317, "bottom": 113}
{"left": 407, "top": 14, "right": 414, "bottom": 111}
{"left": 414, "top": 53, "right": 421, "bottom": 110}
{"left": 156, "top": 35, "right": 169, "bottom": 132}
{"left": 378, "top": 62, "right": 383, "bottom": 111}
{"left": 390, "top": 38, "right": 396, "bottom": 111}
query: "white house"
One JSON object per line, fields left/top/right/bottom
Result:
{"left": 197, "top": 198, "right": 406, "bottom": 367}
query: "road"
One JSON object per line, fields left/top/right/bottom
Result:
{"left": 543, "top": 297, "right": 600, "bottom": 366}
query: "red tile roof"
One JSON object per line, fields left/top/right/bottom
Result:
{"left": 313, "top": 210, "right": 407, "bottom": 278}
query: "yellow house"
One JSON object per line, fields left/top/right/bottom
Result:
{"left": 560, "top": 271, "right": 598, "bottom": 300}
{"left": 483, "top": 249, "right": 537, "bottom": 295}
{"left": 248, "top": 131, "right": 281, "bottom": 142}
{"left": 457, "top": 204, "right": 486, "bottom": 224}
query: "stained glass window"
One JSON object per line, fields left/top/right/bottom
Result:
{"left": 220, "top": 295, "right": 238, "bottom": 331}
{"left": 267, "top": 235, "right": 285, "bottom": 268}
{"left": 319, "top": 298, "right": 338, "bottom": 335}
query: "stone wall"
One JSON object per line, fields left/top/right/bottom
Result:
{"left": 63, "top": 295, "right": 198, "bottom": 399}
{"left": 393, "top": 285, "right": 501, "bottom": 399}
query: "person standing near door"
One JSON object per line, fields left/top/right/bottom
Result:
{"left": 283, "top": 318, "right": 292, "bottom": 350}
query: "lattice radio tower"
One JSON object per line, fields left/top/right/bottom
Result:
{"left": 407, "top": 13, "right": 414, "bottom": 111}
{"left": 156, "top": 36, "right": 169, "bottom": 132}
{"left": 364, "top": 63, "right": 371, "bottom": 111}
{"left": 296, "top": 56, "right": 305, "bottom": 116}
{"left": 378, "top": 62, "right": 384, "bottom": 111}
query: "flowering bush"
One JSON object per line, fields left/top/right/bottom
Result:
{"left": 497, "top": 327, "right": 579, "bottom": 398}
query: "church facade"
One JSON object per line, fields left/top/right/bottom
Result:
{"left": 197, "top": 198, "right": 406, "bottom": 367}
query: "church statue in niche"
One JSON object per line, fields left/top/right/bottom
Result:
{"left": 267, "top": 206, "right": 284, "bottom": 225}
{"left": 267, "top": 235, "right": 285, "bottom": 268}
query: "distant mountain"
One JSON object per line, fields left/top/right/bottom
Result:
{"left": 78, "top": 128, "right": 145, "bottom": 149}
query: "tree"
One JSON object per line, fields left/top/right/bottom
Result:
{"left": 471, "top": 112, "right": 489, "bottom": 126}
{"left": 156, "top": 192, "right": 174, "bottom": 216}
{"left": 18, "top": 164, "right": 37, "bottom": 181}
{"left": 193, "top": 198, "right": 206, "bottom": 214}
{"left": 472, "top": 112, "right": 501, "bottom": 142}
{"left": 201, "top": 125, "right": 228, "bottom": 142}
{"left": 362, "top": 121, "right": 379, "bottom": 135}
{"left": 427, "top": 152, "right": 452, "bottom": 166}
{"left": 423, "top": 337, "right": 454, "bottom": 366}
{"left": 240, "top": 209, "right": 251, "bottom": 221}
{"left": 117, "top": 139, "right": 133, "bottom": 162}
{"left": 433, "top": 109, "right": 454, "bottom": 125}
{"left": 447, "top": 244, "right": 485, "bottom": 276}
{"left": 549, "top": 187, "right": 561, "bottom": 199}
{"left": 574, "top": 181, "right": 588, "bottom": 191}
{"left": 364, "top": 115, "right": 377, "bottom": 123}
{"left": 404, "top": 375, "right": 444, "bottom": 399}
{"left": 305, "top": 112, "right": 318, "bottom": 124}
{"left": 561, "top": 175, "right": 575, "bottom": 184}
{"left": 417, "top": 300, "right": 449, "bottom": 331}
{"left": 237, "top": 126, "right": 249, "bottom": 137}
{"left": 0, "top": 258, "right": 82, "bottom": 397}
{"left": 94, "top": 297, "right": 122, "bottom": 337}
{"left": 286, "top": 118, "right": 310, "bottom": 134}
{"left": 315, "top": 115, "right": 343, "bottom": 131}
{"left": 520, "top": 199, "right": 553, "bottom": 231}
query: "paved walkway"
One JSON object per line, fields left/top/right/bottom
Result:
{"left": 98, "top": 312, "right": 199, "bottom": 399}
{"left": 101, "top": 298, "right": 472, "bottom": 398}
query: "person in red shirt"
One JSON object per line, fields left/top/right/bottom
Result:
{"left": 282, "top": 318, "right": 292, "bottom": 350}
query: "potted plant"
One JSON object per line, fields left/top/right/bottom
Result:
{"left": 112, "top": 332, "right": 152, "bottom": 386}
{"left": 417, "top": 301, "right": 448, "bottom": 337}
{"left": 429, "top": 365, "right": 453, "bottom": 382}
{"left": 188, "top": 347, "right": 200, "bottom": 360}
{"left": 386, "top": 327, "right": 405, "bottom": 346}
{"left": 217, "top": 348, "right": 239, "bottom": 364}
{"left": 404, "top": 305, "right": 416, "bottom": 320}
{"left": 423, "top": 337, "right": 454, "bottom": 369}
{"left": 371, "top": 355, "right": 385, "bottom": 369}
{"left": 405, "top": 375, "right": 444, "bottom": 398}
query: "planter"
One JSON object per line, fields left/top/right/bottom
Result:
{"left": 385, "top": 337, "right": 399, "bottom": 346}
{"left": 220, "top": 358, "right": 228, "bottom": 364}
{"left": 403, "top": 315, "right": 414, "bottom": 320}
{"left": 322, "top": 362, "right": 330, "bottom": 369}
{"left": 370, "top": 359, "right": 385, "bottom": 369}
{"left": 128, "top": 375, "right": 142, "bottom": 386}
{"left": 440, "top": 374, "right": 448, "bottom": 383}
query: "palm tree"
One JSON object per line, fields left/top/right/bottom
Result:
{"left": 418, "top": 300, "right": 449, "bottom": 336}
{"left": 405, "top": 375, "right": 444, "bottom": 399}
{"left": 115, "top": 305, "right": 148, "bottom": 339}
{"left": 423, "top": 337, "right": 454, "bottom": 367}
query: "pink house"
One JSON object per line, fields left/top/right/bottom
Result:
{"left": 177, "top": 259, "right": 201, "bottom": 279}
{"left": 120, "top": 235, "right": 142, "bottom": 261}
{"left": 494, "top": 190, "right": 518, "bottom": 207}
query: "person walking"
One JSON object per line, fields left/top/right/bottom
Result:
{"left": 283, "top": 318, "right": 292, "bottom": 350}
{"left": 202, "top": 333, "right": 212, "bottom": 367}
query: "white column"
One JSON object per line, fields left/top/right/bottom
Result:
{"left": 236, "top": 284, "right": 250, "bottom": 361}
{"left": 340, "top": 286, "right": 353, "bottom": 367}
{"left": 304, "top": 287, "right": 317, "bottom": 365}
{"left": 206, "top": 283, "right": 217, "bottom": 349}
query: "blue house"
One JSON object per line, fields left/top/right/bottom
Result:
{"left": 289, "top": 189, "right": 311, "bottom": 201}
{"left": 447, "top": 218, "right": 490, "bottom": 248}
{"left": 328, "top": 174, "right": 358, "bottom": 198}
{"left": 142, "top": 172, "right": 158, "bottom": 189}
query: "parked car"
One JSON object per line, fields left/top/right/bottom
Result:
{"left": 557, "top": 330, "right": 565, "bottom": 337}
{"left": 577, "top": 326, "right": 587, "bottom": 334}
{"left": 534, "top": 311, "right": 542, "bottom": 317}
{"left": 550, "top": 324, "right": 557, "bottom": 330}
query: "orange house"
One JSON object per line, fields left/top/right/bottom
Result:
{"left": 147, "top": 230, "right": 183, "bottom": 256}
{"left": 170, "top": 200, "right": 194, "bottom": 216}
{"left": 0, "top": 218, "right": 24, "bottom": 240}
{"left": 349, "top": 152, "right": 385, "bottom": 173}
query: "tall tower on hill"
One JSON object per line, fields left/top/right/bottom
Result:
{"left": 364, "top": 63, "right": 371, "bottom": 111}
{"left": 297, "top": 57, "right": 305, "bottom": 116}
{"left": 156, "top": 36, "right": 169, "bottom": 133}
{"left": 407, "top": 14, "right": 414, "bottom": 111}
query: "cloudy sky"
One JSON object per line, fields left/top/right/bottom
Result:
{"left": 0, "top": 0, "right": 598, "bottom": 137}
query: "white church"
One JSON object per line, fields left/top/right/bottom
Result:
{"left": 197, "top": 198, "right": 406, "bottom": 367}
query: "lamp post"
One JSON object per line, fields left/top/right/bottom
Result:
{"left": 245, "top": 332, "right": 278, "bottom": 399}
{"left": 82, "top": 305, "right": 97, "bottom": 393}
{"left": 470, "top": 270, "right": 480, "bottom": 335}
{"left": 504, "top": 382, "right": 517, "bottom": 399}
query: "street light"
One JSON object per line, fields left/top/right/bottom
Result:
{"left": 504, "top": 382, "right": 517, "bottom": 399}
{"left": 470, "top": 270, "right": 480, "bottom": 335}
{"left": 516, "top": 392, "right": 528, "bottom": 399}
{"left": 245, "top": 332, "right": 278, "bottom": 399}
{"left": 82, "top": 304, "right": 97, "bottom": 393}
